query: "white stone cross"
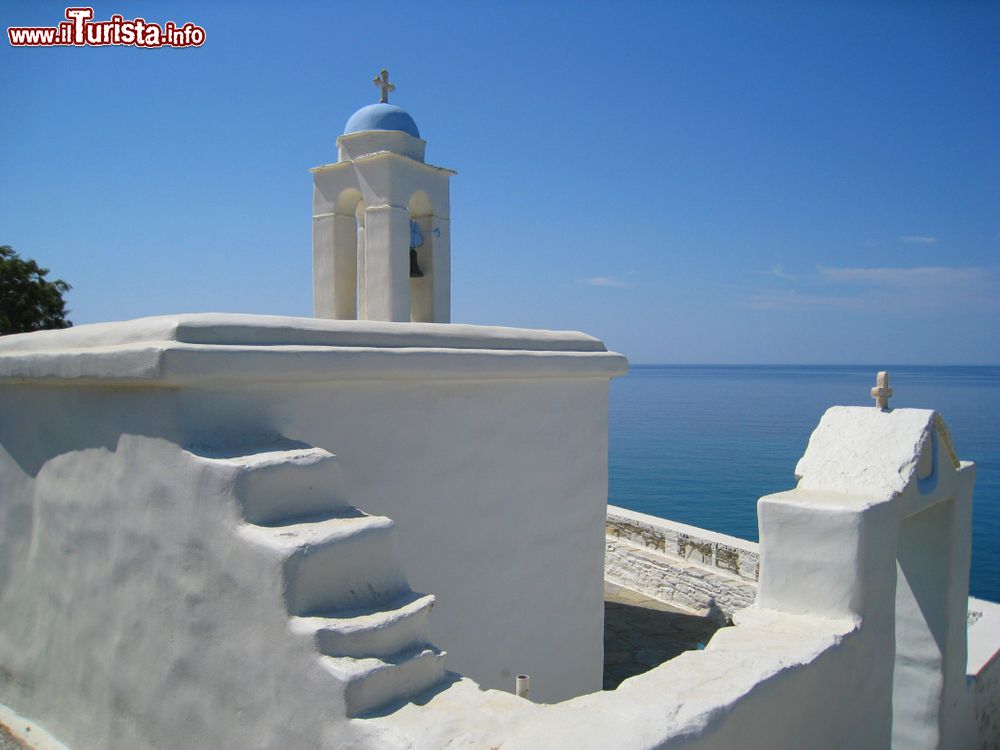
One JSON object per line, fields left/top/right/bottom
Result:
{"left": 871, "top": 370, "right": 893, "bottom": 411}
{"left": 373, "top": 69, "right": 395, "bottom": 104}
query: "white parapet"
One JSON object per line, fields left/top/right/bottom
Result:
{"left": 758, "top": 406, "right": 977, "bottom": 749}
{"left": 362, "top": 404, "right": 986, "bottom": 750}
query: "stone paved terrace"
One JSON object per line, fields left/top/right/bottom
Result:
{"left": 604, "top": 581, "right": 723, "bottom": 690}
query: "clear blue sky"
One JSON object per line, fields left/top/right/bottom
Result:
{"left": 2, "top": 1, "right": 997, "bottom": 363}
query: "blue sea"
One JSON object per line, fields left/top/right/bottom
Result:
{"left": 608, "top": 365, "right": 1000, "bottom": 603}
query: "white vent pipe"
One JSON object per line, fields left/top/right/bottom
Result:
{"left": 515, "top": 674, "right": 530, "bottom": 699}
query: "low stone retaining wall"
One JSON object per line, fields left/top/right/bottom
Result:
{"left": 605, "top": 505, "right": 759, "bottom": 624}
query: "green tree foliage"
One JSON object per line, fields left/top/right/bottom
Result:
{"left": 0, "top": 245, "right": 72, "bottom": 334}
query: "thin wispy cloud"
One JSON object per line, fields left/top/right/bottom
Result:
{"left": 899, "top": 235, "right": 937, "bottom": 245}
{"left": 748, "top": 290, "right": 865, "bottom": 311}
{"left": 748, "top": 265, "right": 998, "bottom": 312}
{"left": 767, "top": 264, "right": 795, "bottom": 280}
{"left": 577, "top": 276, "right": 637, "bottom": 288}
{"left": 818, "top": 265, "right": 986, "bottom": 287}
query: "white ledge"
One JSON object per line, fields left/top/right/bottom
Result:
{"left": 0, "top": 314, "right": 628, "bottom": 386}
{"left": 310, "top": 150, "right": 457, "bottom": 176}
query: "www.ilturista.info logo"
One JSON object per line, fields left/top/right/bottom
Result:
{"left": 8, "top": 7, "right": 205, "bottom": 48}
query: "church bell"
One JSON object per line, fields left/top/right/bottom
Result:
{"left": 409, "top": 247, "right": 424, "bottom": 278}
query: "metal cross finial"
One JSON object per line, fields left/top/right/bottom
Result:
{"left": 871, "top": 371, "right": 893, "bottom": 411}
{"left": 373, "top": 69, "right": 395, "bottom": 104}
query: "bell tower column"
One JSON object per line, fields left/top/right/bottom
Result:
{"left": 431, "top": 216, "right": 451, "bottom": 323}
{"left": 313, "top": 212, "right": 358, "bottom": 319}
{"left": 362, "top": 204, "right": 411, "bottom": 321}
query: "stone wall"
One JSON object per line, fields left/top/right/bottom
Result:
{"left": 605, "top": 505, "right": 758, "bottom": 623}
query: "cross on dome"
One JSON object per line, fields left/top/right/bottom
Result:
{"left": 373, "top": 69, "right": 395, "bottom": 104}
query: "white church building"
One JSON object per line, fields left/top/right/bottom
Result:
{"left": 0, "top": 72, "right": 998, "bottom": 750}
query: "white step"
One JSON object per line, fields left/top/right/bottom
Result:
{"left": 214, "top": 447, "right": 348, "bottom": 525}
{"left": 320, "top": 645, "right": 447, "bottom": 717}
{"left": 289, "top": 592, "right": 435, "bottom": 659}
{"left": 238, "top": 513, "right": 409, "bottom": 615}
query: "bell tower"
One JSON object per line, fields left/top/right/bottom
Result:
{"left": 311, "top": 70, "right": 456, "bottom": 323}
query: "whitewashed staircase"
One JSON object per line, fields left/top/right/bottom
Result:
{"left": 207, "top": 443, "right": 446, "bottom": 716}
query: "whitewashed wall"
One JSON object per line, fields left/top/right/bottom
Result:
{"left": 0, "top": 314, "right": 627, "bottom": 714}
{"left": 373, "top": 602, "right": 887, "bottom": 749}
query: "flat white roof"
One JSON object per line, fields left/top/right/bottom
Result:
{"left": 0, "top": 314, "right": 628, "bottom": 386}
{"left": 968, "top": 596, "right": 1000, "bottom": 676}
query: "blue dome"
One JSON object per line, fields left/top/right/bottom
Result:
{"left": 344, "top": 103, "right": 420, "bottom": 138}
